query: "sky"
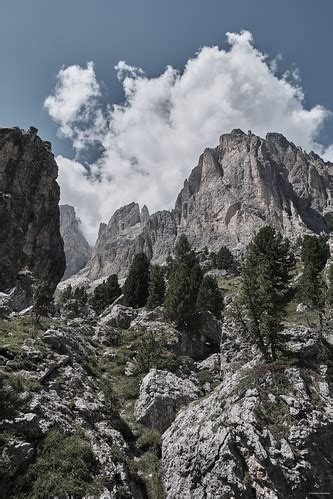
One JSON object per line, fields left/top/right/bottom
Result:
{"left": 1, "top": 0, "right": 333, "bottom": 243}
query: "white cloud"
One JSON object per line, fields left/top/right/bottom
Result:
{"left": 44, "top": 62, "right": 103, "bottom": 150}
{"left": 46, "top": 31, "right": 333, "bottom": 244}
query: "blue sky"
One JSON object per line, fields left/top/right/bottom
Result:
{"left": 1, "top": 1, "right": 332, "bottom": 242}
{"left": 1, "top": 0, "right": 332, "bottom": 154}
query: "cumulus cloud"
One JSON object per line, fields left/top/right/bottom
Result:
{"left": 45, "top": 31, "right": 333, "bottom": 244}
{"left": 44, "top": 62, "right": 103, "bottom": 150}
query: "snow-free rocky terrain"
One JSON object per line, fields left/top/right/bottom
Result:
{"left": 0, "top": 127, "right": 333, "bottom": 498}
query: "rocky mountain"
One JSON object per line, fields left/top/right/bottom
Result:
{"left": 85, "top": 129, "right": 332, "bottom": 280}
{"left": 1, "top": 299, "right": 332, "bottom": 497}
{"left": 59, "top": 204, "right": 91, "bottom": 280}
{"left": 0, "top": 127, "right": 65, "bottom": 292}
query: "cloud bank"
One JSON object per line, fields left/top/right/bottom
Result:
{"left": 45, "top": 31, "right": 332, "bottom": 244}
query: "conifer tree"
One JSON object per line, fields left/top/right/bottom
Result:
{"left": 235, "top": 226, "right": 294, "bottom": 361}
{"left": 123, "top": 253, "right": 150, "bottom": 308}
{"left": 90, "top": 274, "right": 122, "bottom": 313}
{"left": 215, "top": 245, "right": 234, "bottom": 270}
{"left": 73, "top": 286, "right": 88, "bottom": 304}
{"left": 33, "top": 280, "right": 53, "bottom": 324}
{"left": 196, "top": 275, "right": 223, "bottom": 319}
{"left": 327, "top": 264, "right": 333, "bottom": 307}
{"left": 165, "top": 234, "right": 203, "bottom": 327}
{"left": 59, "top": 284, "right": 73, "bottom": 304}
{"left": 147, "top": 265, "right": 165, "bottom": 309}
{"left": 105, "top": 274, "right": 122, "bottom": 305}
{"left": 298, "top": 235, "right": 330, "bottom": 327}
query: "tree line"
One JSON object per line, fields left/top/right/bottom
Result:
{"left": 34, "top": 227, "right": 332, "bottom": 364}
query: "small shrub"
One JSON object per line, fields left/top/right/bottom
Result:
{"left": 23, "top": 430, "right": 102, "bottom": 498}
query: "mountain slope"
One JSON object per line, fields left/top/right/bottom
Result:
{"left": 83, "top": 130, "right": 332, "bottom": 281}
{"left": 60, "top": 204, "right": 91, "bottom": 280}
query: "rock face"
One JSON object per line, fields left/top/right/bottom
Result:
{"left": 135, "top": 369, "right": 202, "bottom": 433}
{"left": 0, "top": 127, "right": 65, "bottom": 291}
{"left": 59, "top": 204, "right": 91, "bottom": 279}
{"left": 0, "top": 319, "right": 146, "bottom": 498}
{"left": 161, "top": 324, "right": 333, "bottom": 498}
{"left": 86, "top": 130, "right": 332, "bottom": 279}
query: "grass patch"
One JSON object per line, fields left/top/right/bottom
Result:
{"left": 20, "top": 430, "right": 103, "bottom": 498}
{"left": 217, "top": 276, "right": 241, "bottom": 294}
{"left": 284, "top": 300, "right": 319, "bottom": 327}
{"left": 0, "top": 316, "right": 52, "bottom": 355}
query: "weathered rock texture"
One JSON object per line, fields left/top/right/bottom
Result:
{"left": 0, "top": 127, "right": 65, "bottom": 291}
{"left": 59, "top": 204, "right": 91, "bottom": 279}
{"left": 161, "top": 324, "right": 333, "bottom": 498}
{"left": 86, "top": 130, "right": 333, "bottom": 279}
{"left": 135, "top": 369, "right": 202, "bottom": 433}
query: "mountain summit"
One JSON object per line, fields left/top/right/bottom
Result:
{"left": 82, "top": 129, "right": 332, "bottom": 280}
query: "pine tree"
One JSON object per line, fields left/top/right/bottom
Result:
{"left": 123, "top": 253, "right": 150, "bottom": 308}
{"left": 215, "top": 245, "right": 234, "bottom": 270}
{"left": 147, "top": 265, "right": 165, "bottom": 310}
{"left": 196, "top": 276, "right": 223, "bottom": 319}
{"left": 298, "top": 235, "right": 330, "bottom": 327}
{"left": 235, "top": 226, "right": 294, "bottom": 361}
{"left": 90, "top": 282, "right": 107, "bottom": 314}
{"left": 73, "top": 286, "right": 88, "bottom": 304}
{"left": 90, "top": 274, "right": 122, "bottom": 313}
{"left": 33, "top": 280, "right": 53, "bottom": 324}
{"left": 59, "top": 284, "right": 73, "bottom": 304}
{"left": 105, "top": 274, "right": 122, "bottom": 305}
{"left": 327, "top": 264, "right": 333, "bottom": 307}
{"left": 165, "top": 234, "right": 203, "bottom": 327}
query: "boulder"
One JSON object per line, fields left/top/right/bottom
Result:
{"left": 60, "top": 298, "right": 94, "bottom": 320}
{"left": 99, "top": 304, "right": 138, "bottom": 329}
{"left": 135, "top": 369, "right": 202, "bottom": 433}
{"left": 162, "top": 363, "right": 333, "bottom": 498}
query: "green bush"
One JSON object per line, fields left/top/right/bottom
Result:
{"left": 23, "top": 430, "right": 102, "bottom": 498}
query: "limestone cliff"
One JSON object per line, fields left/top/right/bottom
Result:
{"left": 60, "top": 205, "right": 91, "bottom": 280}
{"left": 86, "top": 130, "right": 332, "bottom": 280}
{"left": 0, "top": 127, "right": 65, "bottom": 291}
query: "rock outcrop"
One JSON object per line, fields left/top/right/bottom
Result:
{"left": 161, "top": 323, "right": 333, "bottom": 498}
{"left": 135, "top": 369, "right": 202, "bottom": 433}
{"left": 59, "top": 204, "right": 91, "bottom": 279}
{"left": 0, "top": 127, "right": 65, "bottom": 291}
{"left": 85, "top": 130, "right": 332, "bottom": 279}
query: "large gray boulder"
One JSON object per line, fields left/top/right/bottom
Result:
{"left": 135, "top": 369, "right": 202, "bottom": 433}
{"left": 99, "top": 304, "right": 138, "bottom": 329}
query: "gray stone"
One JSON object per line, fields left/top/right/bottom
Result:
{"left": 135, "top": 369, "right": 202, "bottom": 433}
{"left": 99, "top": 304, "right": 138, "bottom": 329}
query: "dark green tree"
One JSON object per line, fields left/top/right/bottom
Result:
{"left": 147, "top": 265, "right": 166, "bottom": 309}
{"left": 235, "top": 226, "right": 294, "bottom": 361}
{"left": 327, "top": 264, "right": 333, "bottom": 306}
{"left": 104, "top": 274, "right": 122, "bottom": 304}
{"left": 298, "top": 235, "right": 330, "bottom": 327}
{"left": 33, "top": 280, "right": 53, "bottom": 324}
{"left": 123, "top": 253, "right": 150, "bottom": 308}
{"left": 165, "top": 234, "right": 203, "bottom": 327}
{"left": 90, "top": 274, "right": 122, "bottom": 314}
{"left": 73, "top": 286, "right": 88, "bottom": 304}
{"left": 58, "top": 284, "right": 73, "bottom": 305}
{"left": 196, "top": 276, "right": 224, "bottom": 319}
{"left": 215, "top": 245, "right": 234, "bottom": 270}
